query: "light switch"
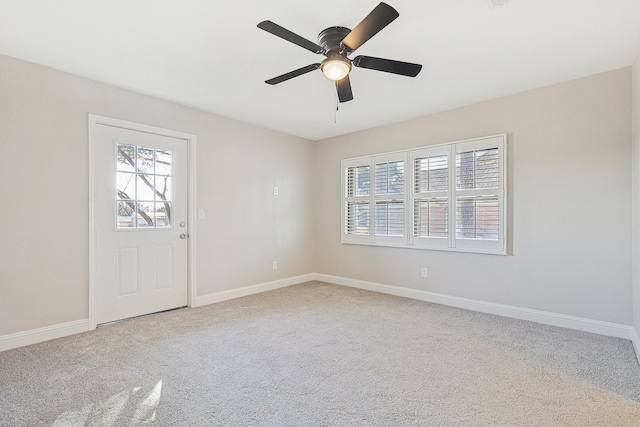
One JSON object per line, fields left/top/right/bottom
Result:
{"left": 198, "top": 209, "right": 206, "bottom": 220}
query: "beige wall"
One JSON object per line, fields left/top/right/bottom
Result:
{"left": 0, "top": 54, "right": 315, "bottom": 336}
{"left": 315, "top": 68, "right": 632, "bottom": 325}
{"left": 633, "top": 55, "right": 640, "bottom": 336}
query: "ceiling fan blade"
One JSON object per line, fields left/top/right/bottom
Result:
{"left": 265, "top": 64, "right": 321, "bottom": 85}
{"left": 257, "top": 21, "right": 325, "bottom": 54}
{"left": 336, "top": 75, "right": 354, "bottom": 103}
{"left": 341, "top": 2, "right": 399, "bottom": 52}
{"left": 353, "top": 55, "right": 422, "bottom": 77}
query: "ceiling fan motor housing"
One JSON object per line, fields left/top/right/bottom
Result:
{"left": 318, "top": 26, "right": 352, "bottom": 55}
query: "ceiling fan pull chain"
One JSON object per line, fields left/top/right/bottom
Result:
{"left": 334, "top": 94, "right": 339, "bottom": 124}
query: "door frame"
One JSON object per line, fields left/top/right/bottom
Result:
{"left": 88, "top": 114, "right": 197, "bottom": 330}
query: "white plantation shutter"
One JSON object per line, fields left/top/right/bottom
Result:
{"left": 453, "top": 137, "right": 505, "bottom": 253}
{"left": 345, "top": 201, "right": 370, "bottom": 235}
{"left": 413, "top": 199, "right": 448, "bottom": 237}
{"left": 411, "top": 147, "right": 450, "bottom": 248}
{"left": 373, "top": 155, "right": 407, "bottom": 244}
{"left": 375, "top": 201, "right": 404, "bottom": 236}
{"left": 455, "top": 196, "right": 499, "bottom": 240}
{"left": 342, "top": 159, "right": 372, "bottom": 243}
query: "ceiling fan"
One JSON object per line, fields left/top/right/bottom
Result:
{"left": 257, "top": 2, "right": 422, "bottom": 103}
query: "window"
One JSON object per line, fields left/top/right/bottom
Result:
{"left": 341, "top": 134, "right": 507, "bottom": 254}
{"left": 116, "top": 143, "right": 173, "bottom": 229}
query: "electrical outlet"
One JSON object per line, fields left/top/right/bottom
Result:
{"left": 272, "top": 261, "right": 278, "bottom": 270}
{"left": 421, "top": 268, "right": 428, "bottom": 278}
{"left": 273, "top": 186, "right": 279, "bottom": 196}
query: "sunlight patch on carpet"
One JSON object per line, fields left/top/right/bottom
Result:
{"left": 52, "top": 379, "right": 163, "bottom": 426}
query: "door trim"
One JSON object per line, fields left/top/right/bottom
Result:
{"left": 88, "top": 114, "right": 197, "bottom": 330}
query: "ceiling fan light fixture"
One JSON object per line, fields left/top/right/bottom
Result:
{"left": 321, "top": 56, "right": 352, "bottom": 81}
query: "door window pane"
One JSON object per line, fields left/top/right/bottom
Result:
{"left": 117, "top": 172, "right": 135, "bottom": 199}
{"left": 155, "top": 175, "right": 172, "bottom": 201}
{"left": 155, "top": 149, "right": 172, "bottom": 176}
{"left": 117, "top": 145, "right": 136, "bottom": 172}
{"left": 137, "top": 175, "right": 156, "bottom": 201}
{"left": 117, "top": 201, "right": 136, "bottom": 228}
{"left": 136, "top": 201, "right": 155, "bottom": 228}
{"left": 137, "top": 148, "right": 155, "bottom": 173}
{"left": 155, "top": 203, "right": 172, "bottom": 228}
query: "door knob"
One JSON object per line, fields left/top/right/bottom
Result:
{"left": 180, "top": 233, "right": 187, "bottom": 239}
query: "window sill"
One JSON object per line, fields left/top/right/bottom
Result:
{"left": 340, "top": 239, "right": 508, "bottom": 256}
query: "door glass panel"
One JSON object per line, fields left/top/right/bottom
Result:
{"left": 117, "top": 201, "right": 136, "bottom": 228}
{"left": 137, "top": 175, "right": 156, "bottom": 201}
{"left": 117, "top": 144, "right": 136, "bottom": 172}
{"left": 116, "top": 143, "right": 173, "bottom": 229}
{"left": 117, "top": 172, "right": 135, "bottom": 199}
{"left": 155, "top": 175, "right": 172, "bottom": 201}
{"left": 155, "top": 149, "right": 172, "bottom": 176}
{"left": 155, "top": 202, "right": 172, "bottom": 228}
{"left": 137, "top": 148, "right": 155, "bottom": 173}
{"left": 136, "top": 201, "right": 155, "bottom": 228}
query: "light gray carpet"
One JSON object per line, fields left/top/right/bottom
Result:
{"left": 1, "top": 281, "right": 640, "bottom": 426}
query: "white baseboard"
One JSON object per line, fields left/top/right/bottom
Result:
{"left": 194, "top": 274, "right": 316, "bottom": 307}
{"left": 0, "top": 275, "right": 315, "bottom": 353}
{"left": 315, "top": 274, "right": 635, "bottom": 341}
{"left": 0, "top": 319, "right": 89, "bottom": 353}
{"left": 632, "top": 328, "right": 640, "bottom": 365}
{"left": 2, "top": 274, "right": 636, "bottom": 363}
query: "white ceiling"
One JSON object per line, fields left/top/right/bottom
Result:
{"left": 1, "top": 0, "right": 639, "bottom": 141}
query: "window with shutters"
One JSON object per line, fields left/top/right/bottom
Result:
{"left": 341, "top": 134, "right": 507, "bottom": 254}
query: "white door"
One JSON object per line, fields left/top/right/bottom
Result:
{"left": 94, "top": 124, "right": 188, "bottom": 324}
